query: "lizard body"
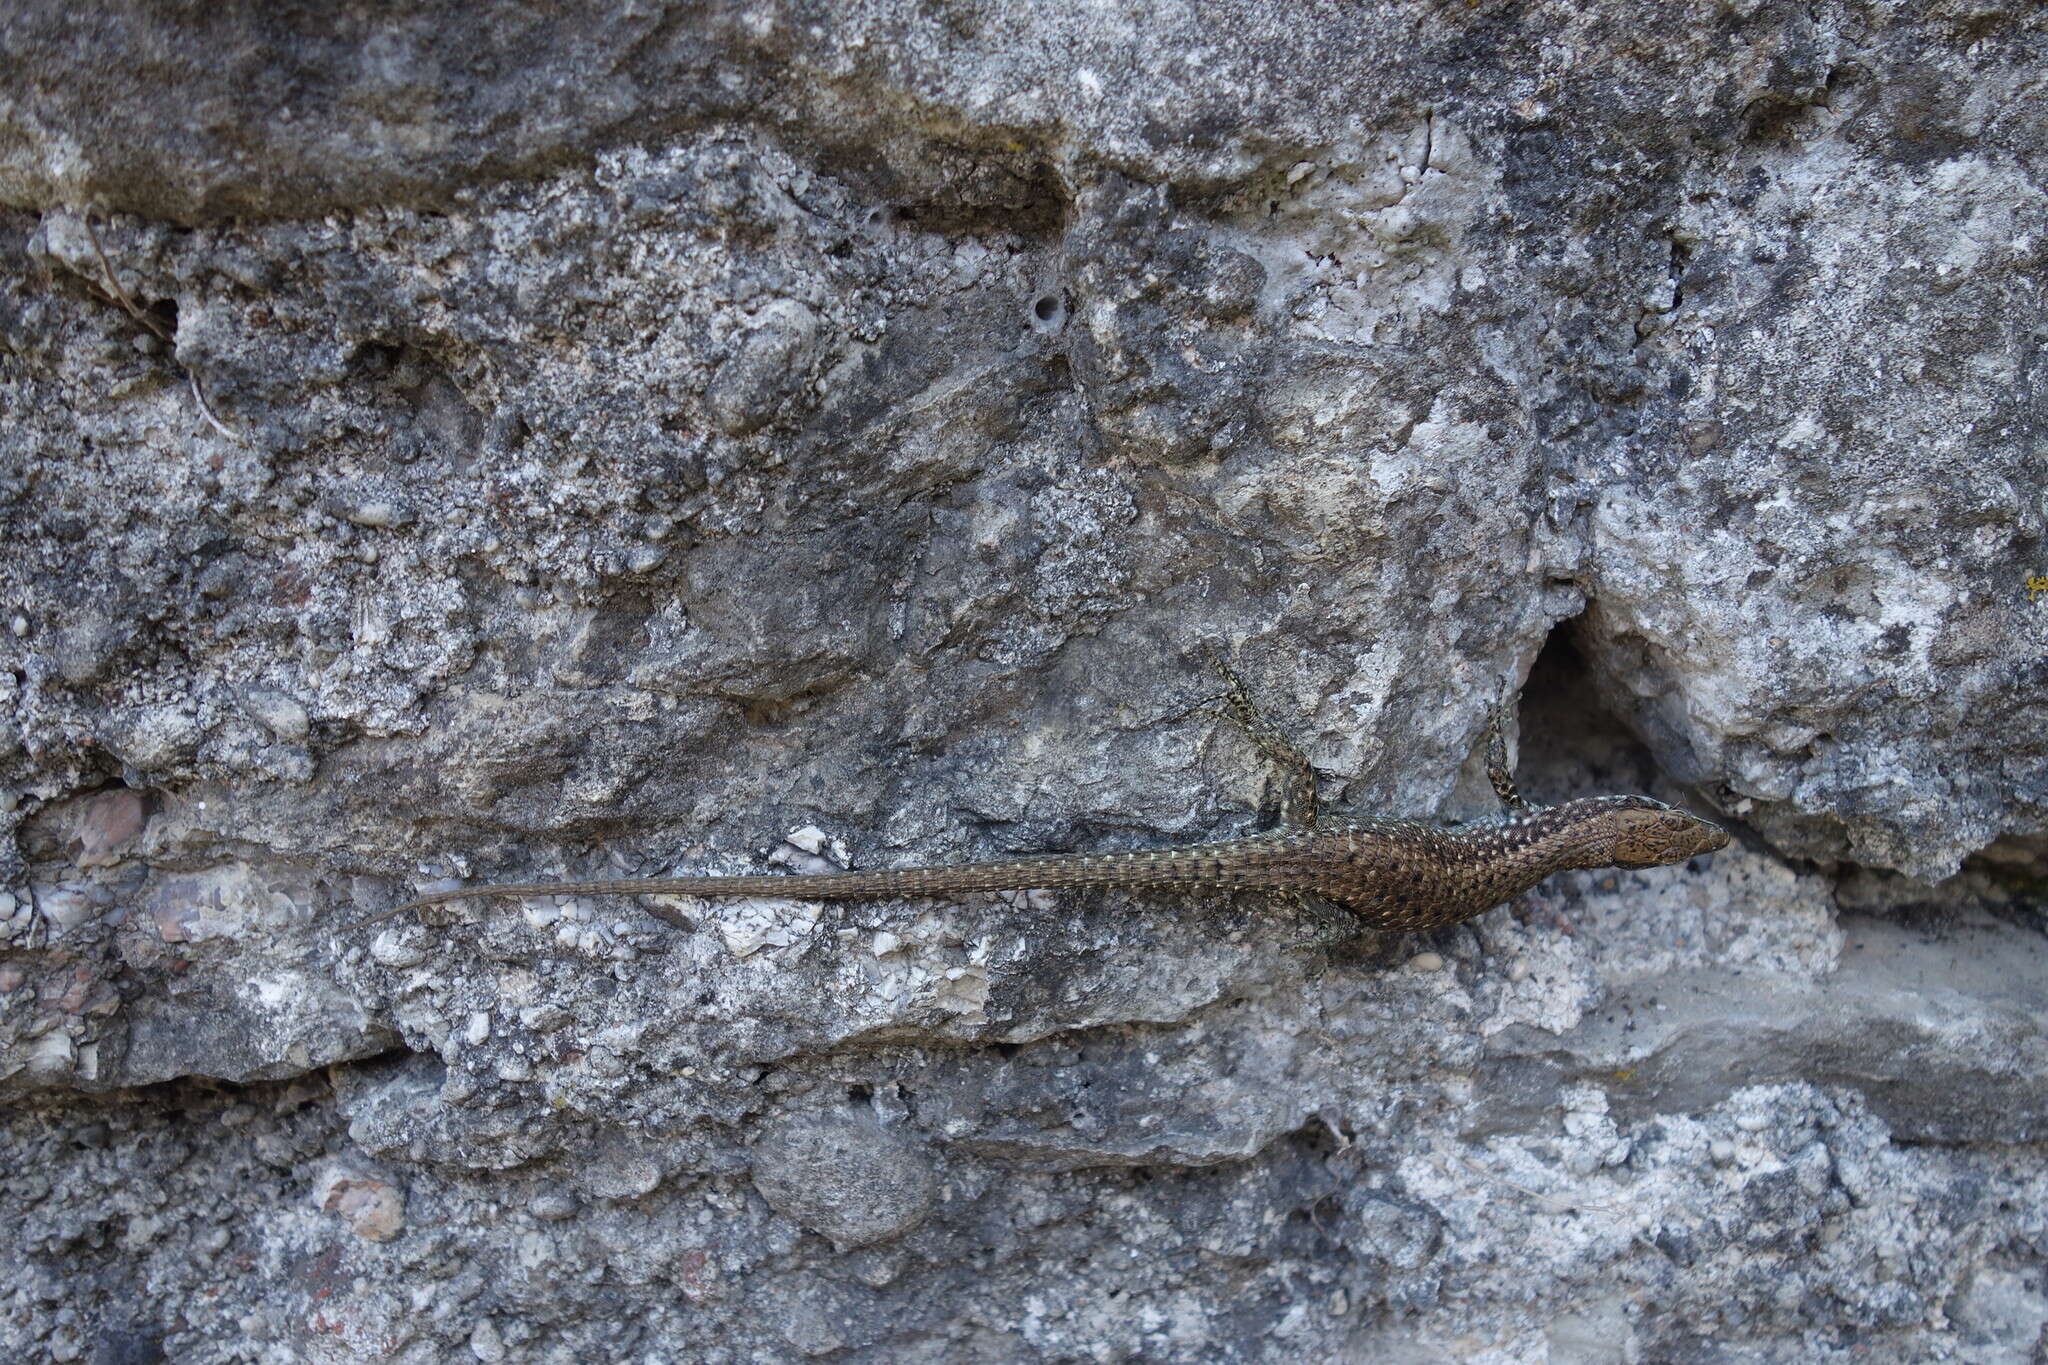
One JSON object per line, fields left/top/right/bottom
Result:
{"left": 358, "top": 797, "right": 1726, "bottom": 935}
{"left": 353, "top": 662, "right": 1728, "bottom": 935}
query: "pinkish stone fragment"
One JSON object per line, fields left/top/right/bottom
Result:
{"left": 76, "top": 789, "right": 149, "bottom": 867}
{"left": 314, "top": 1164, "right": 407, "bottom": 1243}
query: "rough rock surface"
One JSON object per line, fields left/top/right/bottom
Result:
{"left": 2, "top": 2, "right": 2045, "bottom": 1361}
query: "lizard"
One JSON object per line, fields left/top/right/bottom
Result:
{"left": 350, "top": 659, "right": 1729, "bottom": 936}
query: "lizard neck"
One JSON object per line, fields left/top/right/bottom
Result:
{"left": 1479, "top": 797, "right": 1646, "bottom": 877}
{"left": 1445, "top": 799, "right": 1635, "bottom": 904}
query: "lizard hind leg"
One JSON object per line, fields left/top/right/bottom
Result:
{"left": 1485, "top": 691, "right": 1531, "bottom": 812}
{"left": 1204, "top": 648, "right": 1320, "bottom": 828}
{"left": 1264, "top": 888, "right": 1361, "bottom": 948}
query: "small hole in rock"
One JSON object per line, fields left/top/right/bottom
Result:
{"left": 1029, "top": 292, "right": 1068, "bottom": 331}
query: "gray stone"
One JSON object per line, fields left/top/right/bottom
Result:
{"left": 239, "top": 689, "right": 309, "bottom": 743}
{"left": 705, "top": 299, "right": 821, "bottom": 437}
{"left": 749, "top": 1106, "right": 939, "bottom": 1249}
{"left": 48, "top": 604, "right": 135, "bottom": 686}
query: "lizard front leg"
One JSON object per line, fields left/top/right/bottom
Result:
{"left": 1204, "top": 648, "right": 1320, "bottom": 829}
{"left": 1485, "top": 691, "right": 1530, "bottom": 813}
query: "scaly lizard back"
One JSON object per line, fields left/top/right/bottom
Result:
{"left": 350, "top": 795, "right": 1727, "bottom": 935}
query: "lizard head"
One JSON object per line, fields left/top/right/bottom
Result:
{"left": 1558, "top": 795, "right": 1730, "bottom": 870}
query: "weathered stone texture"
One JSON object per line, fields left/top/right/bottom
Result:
{"left": 2, "top": 1, "right": 2044, "bottom": 1361}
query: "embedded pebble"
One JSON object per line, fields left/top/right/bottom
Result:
{"left": 104, "top": 704, "right": 203, "bottom": 771}
{"left": 1406, "top": 951, "right": 1445, "bottom": 972}
{"left": 51, "top": 607, "right": 129, "bottom": 684}
{"left": 469, "top": 1319, "right": 507, "bottom": 1363}
{"left": 749, "top": 1106, "right": 939, "bottom": 1249}
{"left": 786, "top": 825, "right": 832, "bottom": 854}
{"left": 39, "top": 887, "right": 100, "bottom": 931}
{"left": 26, "top": 1030, "right": 77, "bottom": 1077}
{"left": 520, "top": 1003, "right": 571, "bottom": 1032}
{"left": 528, "top": 1191, "right": 579, "bottom": 1221}
{"left": 242, "top": 689, "right": 310, "bottom": 742}
{"left": 76, "top": 788, "right": 149, "bottom": 866}
{"left": 574, "top": 1149, "right": 663, "bottom": 1200}
{"left": 1710, "top": 1139, "right": 1738, "bottom": 1165}
{"left": 706, "top": 299, "right": 818, "bottom": 436}
{"left": 465, "top": 1011, "right": 491, "bottom": 1046}
{"left": 872, "top": 931, "right": 902, "bottom": 956}
{"left": 369, "top": 932, "right": 430, "bottom": 970}
{"left": 313, "top": 1164, "right": 406, "bottom": 1242}
{"left": 345, "top": 500, "right": 405, "bottom": 528}
{"left": 715, "top": 899, "right": 820, "bottom": 957}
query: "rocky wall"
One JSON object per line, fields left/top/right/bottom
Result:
{"left": 2, "top": 1, "right": 2045, "bottom": 1360}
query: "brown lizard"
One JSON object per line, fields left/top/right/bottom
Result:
{"left": 351, "top": 662, "right": 1728, "bottom": 935}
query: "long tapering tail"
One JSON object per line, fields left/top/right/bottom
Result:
{"left": 347, "top": 837, "right": 1315, "bottom": 933}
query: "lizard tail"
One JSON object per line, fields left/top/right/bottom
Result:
{"left": 347, "top": 841, "right": 1308, "bottom": 932}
